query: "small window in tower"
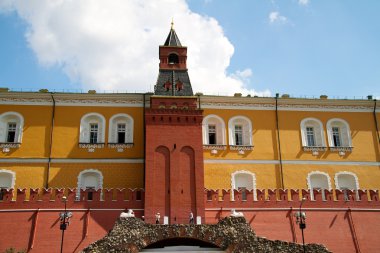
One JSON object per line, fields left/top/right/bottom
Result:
{"left": 6, "top": 122, "right": 16, "bottom": 143}
{"left": 90, "top": 123, "right": 98, "bottom": 144}
{"left": 235, "top": 125, "right": 243, "bottom": 145}
{"left": 208, "top": 125, "right": 216, "bottom": 144}
{"left": 168, "top": 53, "right": 179, "bottom": 64}
{"left": 117, "top": 123, "right": 126, "bottom": 143}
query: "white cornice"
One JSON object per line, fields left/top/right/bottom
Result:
{"left": 0, "top": 158, "right": 144, "bottom": 164}
{"left": 204, "top": 159, "right": 380, "bottom": 166}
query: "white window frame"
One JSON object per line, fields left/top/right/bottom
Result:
{"left": 334, "top": 171, "right": 359, "bottom": 190}
{"left": 0, "top": 169, "right": 16, "bottom": 189}
{"left": 300, "top": 117, "right": 326, "bottom": 147}
{"left": 108, "top": 113, "right": 134, "bottom": 144}
{"left": 326, "top": 118, "right": 352, "bottom": 147}
{"left": 228, "top": 116, "right": 253, "bottom": 146}
{"left": 0, "top": 112, "right": 24, "bottom": 143}
{"left": 79, "top": 113, "right": 106, "bottom": 144}
{"left": 202, "top": 114, "right": 226, "bottom": 145}
{"left": 231, "top": 170, "right": 257, "bottom": 201}
{"left": 335, "top": 171, "right": 359, "bottom": 200}
{"left": 76, "top": 169, "right": 103, "bottom": 199}
{"left": 307, "top": 171, "right": 332, "bottom": 200}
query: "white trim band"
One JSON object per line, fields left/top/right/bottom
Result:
{"left": 0, "top": 158, "right": 144, "bottom": 164}
{"left": 205, "top": 159, "right": 380, "bottom": 166}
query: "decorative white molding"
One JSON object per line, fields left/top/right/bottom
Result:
{"left": 203, "top": 145, "right": 227, "bottom": 150}
{"left": 231, "top": 170, "right": 257, "bottom": 201}
{"left": 0, "top": 169, "right": 16, "bottom": 188}
{"left": 306, "top": 171, "right": 332, "bottom": 191}
{"left": 202, "top": 114, "right": 226, "bottom": 145}
{"left": 334, "top": 171, "right": 360, "bottom": 190}
{"left": 0, "top": 111, "right": 24, "bottom": 144}
{"left": 108, "top": 113, "right": 134, "bottom": 144}
{"left": 300, "top": 117, "right": 326, "bottom": 148}
{"left": 228, "top": 116, "right": 253, "bottom": 146}
{"left": 77, "top": 169, "right": 104, "bottom": 198}
{"left": 326, "top": 118, "right": 353, "bottom": 149}
{"left": 78, "top": 143, "right": 105, "bottom": 148}
{"left": 79, "top": 112, "right": 106, "bottom": 144}
{"left": 229, "top": 145, "right": 255, "bottom": 151}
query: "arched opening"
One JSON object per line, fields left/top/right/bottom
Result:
{"left": 326, "top": 118, "right": 352, "bottom": 147}
{"left": 335, "top": 172, "right": 359, "bottom": 200}
{"left": 231, "top": 171, "right": 256, "bottom": 201}
{"left": 300, "top": 118, "right": 325, "bottom": 147}
{"left": 228, "top": 116, "right": 253, "bottom": 147}
{"left": 79, "top": 113, "right": 106, "bottom": 144}
{"left": 77, "top": 169, "right": 103, "bottom": 200}
{"left": 202, "top": 115, "right": 226, "bottom": 146}
{"left": 307, "top": 172, "right": 331, "bottom": 200}
{"left": 142, "top": 238, "right": 222, "bottom": 252}
{"left": 0, "top": 112, "right": 24, "bottom": 143}
{"left": 168, "top": 53, "right": 179, "bottom": 64}
{"left": 0, "top": 170, "right": 15, "bottom": 200}
{"left": 108, "top": 113, "right": 134, "bottom": 144}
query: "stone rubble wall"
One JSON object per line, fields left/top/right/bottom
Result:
{"left": 82, "top": 217, "right": 331, "bottom": 253}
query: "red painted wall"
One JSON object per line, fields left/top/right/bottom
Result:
{"left": 144, "top": 97, "right": 205, "bottom": 224}
{"left": 1, "top": 188, "right": 380, "bottom": 253}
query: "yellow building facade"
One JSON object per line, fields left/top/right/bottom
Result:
{"left": 0, "top": 90, "right": 379, "bottom": 197}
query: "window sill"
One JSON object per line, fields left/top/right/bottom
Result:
{"left": 79, "top": 143, "right": 105, "bottom": 148}
{"left": 329, "top": 146, "right": 353, "bottom": 152}
{"left": 0, "top": 142, "right": 21, "bottom": 153}
{"left": 303, "top": 146, "right": 327, "bottom": 156}
{"left": 108, "top": 143, "right": 134, "bottom": 149}
{"left": 302, "top": 146, "right": 327, "bottom": 152}
{"left": 0, "top": 142, "right": 21, "bottom": 148}
{"left": 230, "top": 145, "right": 254, "bottom": 151}
{"left": 203, "top": 144, "right": 227, "bottom": 150}
{"left": 108, "top": 143, "right": 134, "bottom": 152}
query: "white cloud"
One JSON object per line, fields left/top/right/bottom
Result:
{"left": 298, "top": 0, "right": 309, "bottom": 6}
{"left": 269, "top": 11, "right": 288, "bottom": 24}
{"left": 0, "top": 0, "right": 269, "bottom": 96}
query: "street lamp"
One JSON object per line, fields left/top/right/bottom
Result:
{"left": 59, "top": 196, "right": 73, "bottom": 253}
{"left": 295, "top": 197, "right": 306, "bottom": 253}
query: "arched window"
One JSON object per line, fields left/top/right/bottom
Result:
{"left": 231, "top": 171, "right": 257, "bottom": 201}
{"left": 228, "top": 116, "right": 253, "bottom": 150}
{"left": 168, "top": 53, "right": 179, "bottom": 64}
{"left": 0, "top": 112, "right": 24, "bottom": 144}
{"left": 0, "top": 169, "right": 16, "bottom": 200}
{"left": 108, "top": 114, "right": 134, "bottom": 144}
{"left": 335, "top": 172, "right": 359, "bottom": 200}
{"left": 79, "top": 113, "right": 106, "bottom": 144}
{"left": 307, "top": 171, "right": 331, "bottom": 200}
{"left": 326, "top": 119, "right": 352, "bottom": 154}
{"left": 202, "top": 115, "right": 226, "bottom": 149}
{"left": 300, "top": 118, "right": 326, "bottom": 154}
{"left": 77, "top": 169, "right": 103, "bottom": 200}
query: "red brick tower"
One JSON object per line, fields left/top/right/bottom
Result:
{"left": 144, "top": 24, "right": 205, "bottom": 224}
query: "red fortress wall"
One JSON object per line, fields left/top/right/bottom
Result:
{"left": 0, "top": 188, "right": 380, "bottom": 253}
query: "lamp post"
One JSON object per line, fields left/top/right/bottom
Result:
{"left": 59, "top": 196, "right": 73, "bottom": 253}
{"left": 295, "top": 197, "right": 306, "bottom": 253}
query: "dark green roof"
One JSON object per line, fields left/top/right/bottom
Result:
{"left": 164, "top": 28, "right": 182, "bottom": 47}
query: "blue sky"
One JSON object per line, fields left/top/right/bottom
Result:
{"left": 0, "top": 0, "right": 379, "bottom": 98}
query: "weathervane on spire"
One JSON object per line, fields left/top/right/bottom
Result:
{"left": 171, "top": 18, "right": 174, "bottom": 30}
